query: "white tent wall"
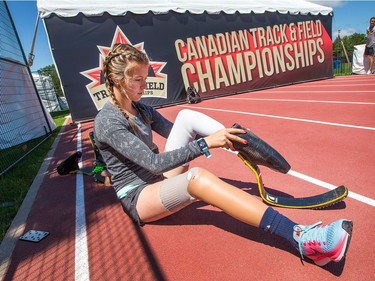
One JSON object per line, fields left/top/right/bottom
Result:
{"left": 38, "top": 0, "right": 334, "bottom": 122}
{"left": 0, "top": 0, "right": 56, "bottom": 153}
{"left": 352, "top": 44, "right": 369, "bottom": 75}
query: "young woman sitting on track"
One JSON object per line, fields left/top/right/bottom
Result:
{"left": 94, "top": 43, "right": 353, "bottom": 267}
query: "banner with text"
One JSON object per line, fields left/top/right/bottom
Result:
{"left": 44, "top": 12, "right": 332, "bottom": 121}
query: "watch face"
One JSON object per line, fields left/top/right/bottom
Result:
{"left": 198, "top": 139, "right": 206, "bottom": 149}
{"left": 197, "top": 138, "right": 211, "bottom": 158}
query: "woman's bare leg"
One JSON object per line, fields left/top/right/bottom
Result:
{"left": 369, "top": 55, "right": 374, "bottom": 73}
{"left": 136, "top": 181, "right": 172, "bottom": 222}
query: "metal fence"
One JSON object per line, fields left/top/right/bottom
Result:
{"left": 333, "top": 49, "right": 353, "bottom": 76}
{"left": 0, "top": 0, "right": 55, "bottom": 176}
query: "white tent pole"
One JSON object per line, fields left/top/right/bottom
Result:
{"left": 28, "top": 12, "right": 41, "bottom": 67}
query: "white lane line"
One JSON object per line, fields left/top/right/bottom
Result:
{"left": 75, "top": 123, "right": 90, "bottom": 281}
{"left": 288, "top": 170, "right": 375, "bottom": 207}
{"left": 180, "top": 105, "right": 375, "bottom": 131}
{"left": 221, "top": 97, "right": 375, "bottom": 105}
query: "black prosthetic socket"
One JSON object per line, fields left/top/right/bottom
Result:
{"left": 232, "top": 123, "right": 291, "bottom": 174}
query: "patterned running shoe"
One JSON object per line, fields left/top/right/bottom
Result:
{"left": 232, "top": 123, "right": 291, "bottom": 174}
{"left": 293, "top": 219, "right": 353, "bottom": 266}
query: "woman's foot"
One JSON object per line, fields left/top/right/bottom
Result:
{"left": 293, "top": 219, "right": 353, "bottom": 266}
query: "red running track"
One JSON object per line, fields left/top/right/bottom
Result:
{"left": 1, "top": 75, "right": 374, "bottom": 280}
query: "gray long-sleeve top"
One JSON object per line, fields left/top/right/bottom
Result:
{"left": 94, "top": 101, "right": 203, "bottom": 193}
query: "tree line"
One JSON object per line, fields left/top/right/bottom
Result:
{"left": 37, "top": 64, "right": 64, "bottom": 97}
{"left": 333, "top": 33, "right": 367, "bottom": 61}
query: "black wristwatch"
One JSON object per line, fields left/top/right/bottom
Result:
{"left": 197, "top": 138, "right": 211, "bottom": 158}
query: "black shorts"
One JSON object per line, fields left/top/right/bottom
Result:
{"left": 119, "top": 185, "right": 147, "bottom": 226}
{"left": 365, "top": 46, "right": 374, "bottom": 56}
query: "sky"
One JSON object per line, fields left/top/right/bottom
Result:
{"left": 5, "top": 0, "right": 375, "bottom": 72}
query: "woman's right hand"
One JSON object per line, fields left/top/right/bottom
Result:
{"left": 204, "top": 128, "right": 248, "bottom": 151}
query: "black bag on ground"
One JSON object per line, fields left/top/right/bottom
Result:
{"left": 57, "top": 151, "right": 82, "bottom": 175}
{"left": 186, "top": 86, "right": 202, "bottom": 104}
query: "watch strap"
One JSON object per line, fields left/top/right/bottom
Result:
{"left": 197, "top": 138, "right": 211, "bottom": 158}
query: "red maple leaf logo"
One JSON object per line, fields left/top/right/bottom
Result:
{"left": 81, "top": 26, "right": 165, "bottom": 89}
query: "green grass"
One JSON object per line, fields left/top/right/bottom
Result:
{"left": 0, "top": 110, "right": 70, "bottom": 242}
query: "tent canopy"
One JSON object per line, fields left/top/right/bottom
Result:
{"left": 38, "top": 0, "right": 333, "bottom": 18}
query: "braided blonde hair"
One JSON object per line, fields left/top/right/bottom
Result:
{"left": 103, "top": 43, "right": 151, "bottom": 134}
